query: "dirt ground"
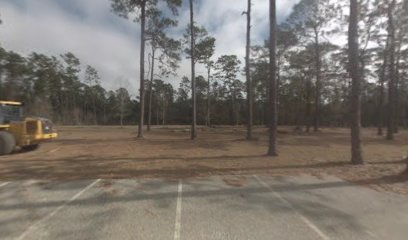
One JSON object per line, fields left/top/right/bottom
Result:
{"left": 0, "top": 126, "right": 407, "bottom": 194}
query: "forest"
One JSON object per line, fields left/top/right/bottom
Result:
{"left": 0, "top": 0, "right": 407, "bottom": 161}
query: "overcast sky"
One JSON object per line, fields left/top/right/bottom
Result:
{"left": 0, "top": 0, "right": 300, "bottom": 96}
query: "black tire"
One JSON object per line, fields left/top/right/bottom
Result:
{"left": 22, "top": 144, "right": 39, "bottom": 152}
{"left": 0, "top": 131, "right": 16, "bottom": 155}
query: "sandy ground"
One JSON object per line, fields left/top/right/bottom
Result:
{"left": 0, "top": 125, "right": 407, "bottom": 194}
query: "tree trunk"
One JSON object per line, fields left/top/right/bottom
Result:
{"left": 386, "top": 0, "right": 396, "bottom": 141}
{"left": 277, "top": 58, "right": 281, "bottom": 107}
{"left": 246, "top": 0, "right": 253, "bottom": 140}
{"left": 349, "top": 0, "right": 363, "bottom": 165}
{"left": 236, "top": 102, "right": 240, "bottom": 126}
{"left": 268, "top": 0, "right": 278, "bottom": 156}
{"left": 296, "top": 90, "right": 303, "bottom": 130}
{"left": 148, "top": 48, "right": 155, "bottom": 131}
{"left": 93, "top": 95, "right": 97, "bottom": 125}
{"left": 231, "top": 92, "right": 236, "bottom": 125}
{"left": 394, "top": 30, "right": 403, "bottom": 134}
{"left": 156, "top": 108, "right": 159, "bottom": 126}
{"left": 137, "top": 0, "right": 146, "bottom": 138}
{"left": 72, "top": 91, "right": 78, "bottom": 125}
{"left": 103, "top": 103, "right": 107, "bottom": 125}
{"left": 305, "top": 77, "right": 312, "bottom": 133}
{"left": 120, "top": 100, "right": 124, "bottom": 126}
{"left": 377, "top": 37, "right": 389, "bottom": 136}
{"left": 162, "top": 98, "right": 165, "bottom": 125}
{"left": 189, "top": 0, "right": 197, "bottom": 140}
{"left": 206, "top": 63, "right": 211, "bottom": 127}
{"left": 313, "top": 28, "right": 321, "bottom": 132}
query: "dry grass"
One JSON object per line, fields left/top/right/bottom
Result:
{"left": 0, "top": 125, "right": 407, "bottom": 194}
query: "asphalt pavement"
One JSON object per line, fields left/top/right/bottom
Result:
{"left": 1, "top": 175, "right": 407, "bottom": 240}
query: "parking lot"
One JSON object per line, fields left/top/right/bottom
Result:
{"left": 1, "top": 174, "right": 408, "bottom": 240}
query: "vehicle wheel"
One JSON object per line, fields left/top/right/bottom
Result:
{"left": 22, "top": 144, "right": 39, "bottom": 152}
{"left": 0, "top": 131, "right": 16, "bottom": 155}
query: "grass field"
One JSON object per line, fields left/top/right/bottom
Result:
{"left": 0, "top": 125, "right": 407, "bottom": 193}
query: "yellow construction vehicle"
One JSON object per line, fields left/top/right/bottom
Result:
{"left": 0, "top": 101, "right": 58, "bottom": 155}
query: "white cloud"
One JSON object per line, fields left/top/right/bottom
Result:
{"left": 0, "top": 0, "right": 300, "bottom": 97}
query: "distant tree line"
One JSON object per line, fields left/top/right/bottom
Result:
{"left": 0, "top": 45, "right": 246, "bottom": 126}
{"left": 0, "top": 49, "right": 139, "bottom": 125}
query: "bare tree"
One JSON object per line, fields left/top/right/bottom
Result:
{"left": 110, "top": 0, "right": 147, "bottom": 137}
{"left": 386, "top": 0, "right": 397, "bottom": 140}
{"left": 349, "top": 0, "right": 364, "bottom": 164}
{"left": 377, "top": 37, "right": 389, "bottom": 136}
{"left": 138, "top": 2, "right": 147, "bottom": 138}
{"left": 243, "top": 0, "right": 253, "bottom": 140}
{"left": 268, "top": 0, "right": 278, "bottom": 156}
{"left": 189, "top": 0, "right": 197, "bottom": 139}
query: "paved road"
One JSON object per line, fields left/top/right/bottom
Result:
{"left": 0, "top": 175, "right": 407, "bottom": 240}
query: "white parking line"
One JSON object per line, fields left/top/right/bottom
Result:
{"left": 16, "top": 179, "right": 101, "bottom": 240}
{"left": 173, "top": 179, "right": 183, "bottom": 240}
{"left": 48, "top": 147, "right": 61, "bottom": 154}
{"left": 254, "top": 175, "right": 331, "bottom": 240}
{"left": 0, "top": 182, "right": 10, "bottom": 188}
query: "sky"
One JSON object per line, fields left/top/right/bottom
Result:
{"left": 0, "top": 0, "right": 300, "bottom": 96}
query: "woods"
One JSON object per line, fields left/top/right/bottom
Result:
{"left": 1, "top": 0, "right": 408, "bottom": 158}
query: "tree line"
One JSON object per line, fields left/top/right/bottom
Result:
{"left": 0, "top": 49, "right": 142, "bottom": 125}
